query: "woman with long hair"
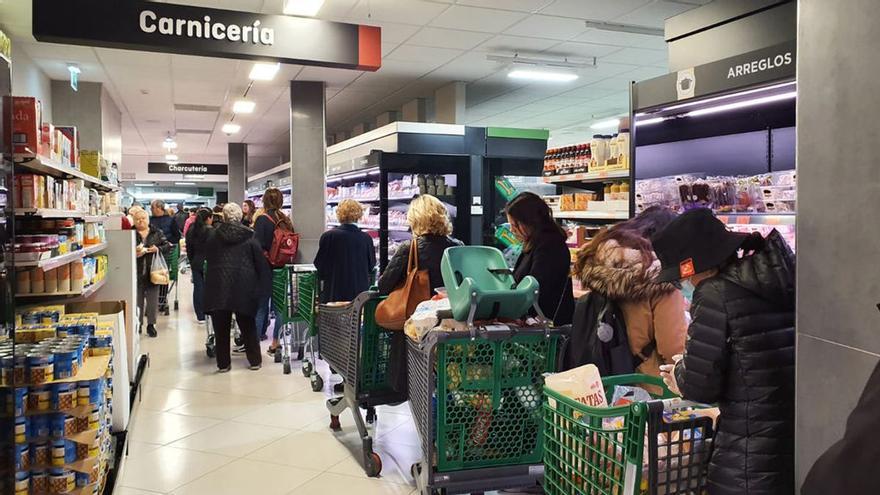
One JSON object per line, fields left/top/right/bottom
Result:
{"left": 185, "top": 207, "right": 213, "bottom": 324}
{"left": 253, "top": 188, "right": 294, "bottom": 352}
{"left": 241, "top": 199, "right": 256, "bottom": 228}
{"left": 505, "top": 192, "right": 574, "bottom": 325}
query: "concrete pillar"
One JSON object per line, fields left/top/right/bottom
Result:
{"left": 401, "top": 98, "right": 427, "bottom": 122}
{"left": 795, "top": 0, "right": 880, "bottom": 489}
{"left": 227, "top": 143, "right": 247, "bottom": 205}
{"left": 51, "top": 80, "right": 121, "bottom": 165}
{"left": 434, "top": 81, "right": 466, "bottom": 124}
{"left": 375, "top": 110, "right": 399, "bottom": 127}
{"left": 290, "top": 81, "right": 326, "bottom": 263}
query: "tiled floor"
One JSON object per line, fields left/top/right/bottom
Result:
{"left": 117, "top": 272, "right": 423, "bottom": 494}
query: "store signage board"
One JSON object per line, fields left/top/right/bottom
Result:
{"left": 634, "top": 40, "right": 796, "bottom": 111}
{"left": 32, "top": 0, "right": 381, "bottom": 71}
{"left": 148, "top": 162, "right": 228, "bottom": 175}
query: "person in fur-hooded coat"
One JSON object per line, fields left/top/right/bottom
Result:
{"left": 574, "top": 227, "right": 688, "bottom": 377}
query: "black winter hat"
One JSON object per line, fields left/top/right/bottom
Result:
{"left": 652, "top": 208, "right": 749, "bottom": 282}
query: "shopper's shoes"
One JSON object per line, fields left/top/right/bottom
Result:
{"left": 232, "top": 344, "right": 247, "bottom": 354}
{"left": 266, "top": 344, "right": 280, "bottom": 356}
{"left": 147, "top": 325, "right": 157, "bottom": 338}
{"left": 249, "top": 364, "right": 262, "bottom": 371}
{"left": 259, "top": 334, "right": 269, "bottom": 341}
{"left": 197, "top": 319, "right": 206, "bottom": 325}
{"left": 333, "top": 382, "right": 345, "bottom": 393}
{"left": 217, "top": 367, "right": 231, "bottom": 373}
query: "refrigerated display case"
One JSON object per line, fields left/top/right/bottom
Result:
{"left": 246, "top": 163, "right": 292, "bottom": 216}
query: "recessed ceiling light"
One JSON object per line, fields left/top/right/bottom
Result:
{"left": 590, "top": 119, "right": 620, "bottom": 130}
{"left": 175, "top": 182, "right": 196, "bottom": 186}
{"left": 163, "top": 135, "right": 177, "bottom": 150}
{"left": 249, "top": 62, "right": 280, "bottom": 81}
{"left": 508, "top": 69, "right": 578, "bottom": 82}
{"left": 233, "top": 99, "right": 256, "bottom": 113}
{"left": 134, "top": 183, "right": 153, "bottom": 187}
{"left": 283, "top": 0, "right": 325, "bottom": 16}
{"left": 165, "top": 154, "right": 178, "bottom": 162}
{"left": 222, "top": 123, "right": 241, "bottom": 134}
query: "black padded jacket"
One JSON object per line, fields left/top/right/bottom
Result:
{"left": 204, "top": 221, "right": 271, "bottom": 317}
{"left": 378, "top": 235, "right": 462, "bottom": 296}
{"left": 674, "top": 230, "right": 796, "bottom": 495}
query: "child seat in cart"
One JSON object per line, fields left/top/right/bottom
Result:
{"left": 542, "top": 374, "right": 715, "bottom": 495}
{"left": 316, "top": 291, "right": 408, "bottom": 477}
{"left": 271, "top": 264, "right": 319, "bottom": 382}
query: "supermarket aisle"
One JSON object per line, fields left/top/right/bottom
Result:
{"left": 118, "top": 272, "right": 421, "bottom": 495}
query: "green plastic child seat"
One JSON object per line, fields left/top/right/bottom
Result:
{"left": 441, "top": 245, "right": 540, "bottom": 323}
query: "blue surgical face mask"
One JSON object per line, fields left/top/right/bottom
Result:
{"left": 680, "top": 279, "right": 696, "bottom": 303}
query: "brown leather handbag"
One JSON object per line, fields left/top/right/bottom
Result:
{"left": 375, "top": 238, "right": 431, "bottom": 330}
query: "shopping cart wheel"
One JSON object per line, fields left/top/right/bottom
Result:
{"left": 365, "top": 407, "right": 376, "bottom": 424}
{"left": 301, "top": 360, "right": 313, "bottom": 377}
{"left": 329, "top": 415, "right": 341, "bottom": 431}
{"left": 274, "top": 350, "right": 282, "bottom": 363}
{"left": 283, "top": 362, "right": 291, "bottom": 375}
{"left": 365, "top": 452, "right": 382, "bottom": 477}
{"left": 310, "top": 374, "right": 323, "bottom": 392}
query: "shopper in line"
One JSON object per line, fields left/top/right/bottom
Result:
{"left": 378, "top": 194, "right": 462, "bottom": 295}
{"left": 173, "top": 203, "right": 188, "bottom": 233}
{"left": 254, "top": 188, "right": 294, "bottom": 348}
{"left": 182, "top": 208, "right": 196, "bottom": 236}
{"left": 613, "top": 205, "right": 678, "bottom": 242}
{"left": 655, "top": 208, "right": 795, "bottom": 495}
{"left": 573, "top": 226, "right": 687, "bottom": 377}
{"left": 132, "top": 208, "right": 172, "bottom": 338}
{"left": 185, "top": 207, "right": 213, "bottom": 324}
{"left": 314, "top": 199, "right": 375, "bottom": 303}
{"left": 204, "top": 203, "right": 268, "bottom": 371}
{"left": 505, "top": 192, "right": 574, "bottom": 325}
{"left": 241, "top": 199, "right": 256, "bottom": 228}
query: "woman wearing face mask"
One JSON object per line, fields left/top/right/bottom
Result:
{"left": 654, "top": 208, "right": 796, "bottom": 495}
{"left": 572, "top": 213, "right": 686, "bottom": 377}
{"left": 505, "top": 192, "right": 574, "bottom": 325}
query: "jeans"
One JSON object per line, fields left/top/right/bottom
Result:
{"left": 211, "top": 311, "right": 261, "bottom": 369}
{"left": 255, "top": 295, "right": 283, "bottom": 340}
{"left": 192, "top": 269, "right": 205, "bottom": 321}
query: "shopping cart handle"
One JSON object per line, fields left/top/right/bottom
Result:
{"left": 656, "top": 397, "right": 712, "bottom": 411}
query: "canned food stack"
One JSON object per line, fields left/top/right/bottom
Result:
{"left": 3, "top": 305, "right": 115, "bottom": 495}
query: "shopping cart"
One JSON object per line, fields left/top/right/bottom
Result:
{"left": 159, "top": 245, "right": 181, "bottom": 315}
{"left": 408, "top": 325, "right": 565, "bottom": 495}
{"left": 204, "top": 313, "right": 242, "bottom": 358}
{"left": 317, "top": 291, "right": 408, "bottom": 477}
{"left": 542, "top": 374, "right": 715, "bottom": 495}
{"left": 272, "top": 265, "right": 319, "bottom": 380}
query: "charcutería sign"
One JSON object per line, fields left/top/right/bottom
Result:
{"left": 33, "top": 0, "right": 381, "bottom": 71}
{"left": 148, "top": 162, "right": 228, "bottom": 175}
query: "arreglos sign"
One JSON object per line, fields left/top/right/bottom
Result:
{"left": 32, "top": 0, "right": 381, "bottom": 71}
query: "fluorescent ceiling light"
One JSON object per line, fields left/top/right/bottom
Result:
{"left": 508, "top": 70, "right": 578, "bottom": 82}
{"left": 488, "top": 54, "right": 596, "bottom": 70}
{"left": 233, "top": 99, "right": 255, "bottom": 113}
{"left": 686, "top": 92, "right": 797, "bottom": 118}
{"left": 583, "top": 20, "right": 663, "bottom": 37}
{"left": 591, "top": 119, "right": 620, "bottom": 130}
{"left": 222, "top": 123, "right": 241, "bottom": 134}
{"left": 635, "top": 117, "right": 666, "bottom": 127}
{"left": 249, "top": 62, "right": 280, "bottom": 81}
{"left": 283, "top": 0, "right": 324, "bottom": 16}
{"left": 134, "top": 183, "right": 153, "bottom": 187}
{"left": 165, "top": 154, "right": 178, "bottom": 162}
{"left": 175, "top": 182, "right": 196, "bottom": 186}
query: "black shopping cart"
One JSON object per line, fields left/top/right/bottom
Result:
{"left": 317, "top": 291, "right": 408, "bottom": 477}
{"left": 408, "top": 325, "right": 566, "bottom": 495}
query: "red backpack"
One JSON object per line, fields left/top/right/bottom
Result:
{"left": 265, "top": 214, "right": 299, "bottom": 267}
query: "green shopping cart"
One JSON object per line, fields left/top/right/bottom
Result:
{"left": 542, "top": 374, "right": 715, "bottom": 495}
{"left": 272, "top": 265, "right": 319, "bottom": 379}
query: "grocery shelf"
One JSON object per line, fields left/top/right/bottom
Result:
{"left": 26, "top": 403, "right": 94, "bottom": 418}
{"left": 717, "top": 213, "right": 796, "bottom": 225}
{"left": 83, "top": 242, "right": 108, "bottom": 255}
{"left": 553, "top": 210, "right": 629, "bottom": 220}
{"left": 83, "top": 215, "right": 109, "bottom": 223}
{"left": 543, "top": 169, "right": 630, "bottom": 184}
{"left": 14, "top": 153, "right": 120, "bottom": 192}
{"left": 15, "top": 208, "right": 86, "bottom": 218}
{"left": 79, "top": 277, "right": 107, "bottom": 298}
{"left": 16, "top": 276, "right": 107, "bottom": 299}
{"left": 17, "top": 249, "right": 85, "bottom": 270}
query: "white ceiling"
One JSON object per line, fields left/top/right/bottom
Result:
{"left": 0, "top": 0, "right": 711, "bottom": 173}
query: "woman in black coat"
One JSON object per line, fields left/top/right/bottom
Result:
{"left": 132, "top": 207, "right": 172, "bottom": 338}
{"left": 314, "top": 199, "right": 376, "bottom": 303}
{"left": 505, "top": 192, "right": 574, "bottom": 325}
{"left": 204, "top": 203, "right": 270, "bottom": 372}
{"left": 378, "top": 194, "right": 462, "bottom": 295}
{"left": 654, "top": 208, "right": 795, "bottom": 495}
{"left": 184, "top": 208, "right": 213, "bottom": 323}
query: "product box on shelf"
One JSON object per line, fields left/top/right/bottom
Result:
{"left": 79, "top": 151, "right": 101, "bottom": 179}
{"left": 55, "top": 126, "right": 80, "bottom": 169}
{"left": 12, "top": 96, "right": 43, "bottom": 155}
{"left": 41, "top": 122, "right": 54, "bottom": 159}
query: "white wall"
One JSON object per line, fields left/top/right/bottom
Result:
{"left": 11, "top": 44, "right": 53, "bottom": 123}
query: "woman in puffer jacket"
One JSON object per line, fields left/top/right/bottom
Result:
{"left": 654, "top": 208, "right": 795, "bottom": 495}
{"left": 574, "top": 226, "right": 688, "bottom": 377}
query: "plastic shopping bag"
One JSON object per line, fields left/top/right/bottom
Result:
{"left": 150, "top": 251, "right": 170, "bottom": 285}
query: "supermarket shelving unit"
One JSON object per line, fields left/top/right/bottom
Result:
{"left": 246, "top": 164, "right": 293, "bottom": 215}
{"left": 630, "top": 40, "right": 797, "bottom": 241}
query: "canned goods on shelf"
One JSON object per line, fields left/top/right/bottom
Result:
{"left": 15, "top": 471, "right": 29, "bottom": 495}
{"left": 50, "top": 414, "right": 66, "bottom": 439}
{"left": 14, "top": 443, "right": 29, "bottom": 470}
{"left": 13, "top": 387, "right": 28, "bottom": 416}
{"left": 14, "top": 416, "right": 28, "bottom": 443}
{"left": 1, "top": 353, "right": 13, "bottom": 386}
{"left": 51, "top": 439, "right": 66, "bottom": 467}
{"left": 27, "top": 352, "right": 55, "bottom": 385}
{"left": 52, "top": 383, "right": 76, "bottom": 411}
{"left": 29, "top": 385, "right": 51, "bottom": 411}
{"left": 30, "top": 470, "right": 48, "bottom": 495}
{"left": 31, "top": 441, "right": 50, "bottom": 466}
{"left": 49, "top": 467, "right": 74, "bottom": 494}
{"left": 54, "top": 349, "right": 76, "bottom": 380}
{"left": 31, "top": 414, "right": 50, "bottom": 439}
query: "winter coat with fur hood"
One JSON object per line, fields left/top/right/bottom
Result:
{"left": 576, "top": 238, "right": 688, "bottom": 377}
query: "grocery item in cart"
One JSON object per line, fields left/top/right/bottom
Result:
{"left": 545, "top": 363, "right": 607, "bottom": 410}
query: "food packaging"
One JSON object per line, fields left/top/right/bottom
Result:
{"left": 12, "top": 96, "right": 42, "bottom": 155}
{"left": 545, "top": 364, "right": 607, "bottom": 410}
